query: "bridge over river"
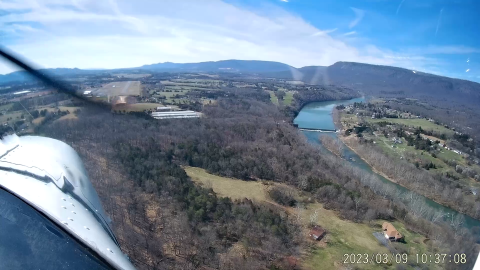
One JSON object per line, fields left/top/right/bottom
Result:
{"left": 298, "top": 127, "right": 336, "bottom": 132}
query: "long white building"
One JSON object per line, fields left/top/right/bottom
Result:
{"left": 151, "top": 110, "right": 200, "bottom": 119}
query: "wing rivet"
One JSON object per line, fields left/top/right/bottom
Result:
{"left": 62, "top": 206, "right": 67, "bottom": 209}
{"left": 84, "top": 226, "right": 90, "bottom": 230}
{"left": 68, "top": 218, "right": 74, "bottom": 221}
{"left": 72, "top": 211, "right": 76, "bottom": 214}
{"left": 107, "top": 248, "right": 114, "bottom": 253}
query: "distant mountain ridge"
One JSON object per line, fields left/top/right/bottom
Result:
{"left": 296, "top": 62, "right": 480, "bottom": 104}
{"left": 139, "top": 60, "right": 295, "bottom": 73}
{"left": 1, "top": 60, "right": 479, "bottom": 106}
{"left": 0, "top": 60, "right": 294, "bottom": 84}
{"left": 0, "top": 68, "right": 102, "bottom": 84}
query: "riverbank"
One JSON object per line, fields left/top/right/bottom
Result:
{"left": 336, "top": 126, "right": 480, "bottom": 222}
{"left": 339, "top": 134, "right": 400, "bottom": 184}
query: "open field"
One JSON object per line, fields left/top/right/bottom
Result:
{"left": 184, "top": 166, "right": 435, "bottom": 270}
{"left": 37, "top": 106, "right": 82, "bottom": 113}
{"left": 283, "top": 91, "right": 294, "bottom": 105}
{"left": 359, "top": 114, "right": 479, "bottom": 187}
{"left": 91, "top": 81, "right": 141, "bottom": 97}
{"left": 185, "top": 166, "right": 268, "bottom": 201}
{"left": 339, "top": 112, "right": 358, "bottom": 129}
{"left": 0, "top": 111, "right": 23, "bottom": 124}
{"left": 367, "top": 118, "right": 455, "bottom": 136}
{"left": 32, "top": 116, "right": 45, "bottom": 124}
{"left": 361, "top": 130, "right": 480, "bottom": 188}
{"left": 0, "top": 103, "right": 13, "bottom": 111}
{"left": 113, "top": 103, "right": 165, "bottom": 112}
{"left": 55, "top": 114, "right": 78, "bottom": 122}
{"left": 267, "top": 90, "right": 279, "bottom": 105}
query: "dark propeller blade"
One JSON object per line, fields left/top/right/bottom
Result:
{"left": 0, "top": 46, "right": 111, "bottom": 109}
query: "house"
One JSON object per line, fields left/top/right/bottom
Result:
{"left": 382, "top": 222, "right": 403, "bottom": 241}
{"left": 392, "top": 137, "right": 402, "bottom": 144}
{"left": 309, "top": 225, "right": 326, "bottom": 241}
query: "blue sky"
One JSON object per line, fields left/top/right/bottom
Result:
{"left": 1, "top": 0, "right": 479, "bottom": 82}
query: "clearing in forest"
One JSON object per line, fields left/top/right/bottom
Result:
{"left": 183, "top": 166, "right": 434, "bottom": 270}
{"left": 267, "top": 90, "right": 279, "bottom": 105}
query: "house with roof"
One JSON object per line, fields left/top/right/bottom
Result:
{"left": 382, "top": 222, "right": 403, "bottom": 241}
{"left": 309, "top": 225, "right": 326, "bottom": 241}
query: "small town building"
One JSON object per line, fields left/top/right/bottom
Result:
{"left": 392, "top": 137, "right": 402, "bottom": 144}
{"left": 309, "top": 225, "right": 326, "bottom": 241}
{"left": 382, "top": 222, "right": 403, "bottom": 241}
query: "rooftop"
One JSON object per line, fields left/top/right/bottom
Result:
{"left": 382, "top": 222, "right": 402, "bottom": 239}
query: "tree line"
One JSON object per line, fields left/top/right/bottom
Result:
{"left": 41, "top": 87, "right": 476, "bottom": 269}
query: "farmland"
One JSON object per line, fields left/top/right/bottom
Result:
{"left": 368, "top": 118, "right": 455, "bottom": 136}
{"left": 342, "top": 110, "right": 480, "bottom": 188}
{"left": 267, "top": 90, "right": 279, "bottom": 105}
{"left": 147, "top": 78, "right": 222, "bottom": 105}
{"left": 283, "top": 91, "right": 294, "bottom": 105}
{"left": 112, "top": 103, "right": 172, "bottom": 112}
{"left": 90, "top": 81, "right": 142, "bottom": 97}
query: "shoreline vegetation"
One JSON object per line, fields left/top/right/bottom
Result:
{"left": 321, "top": 134, "right": 399, "bottom": 185}
{"left": 333, "top": 108, "right": 480, "bottom": 221}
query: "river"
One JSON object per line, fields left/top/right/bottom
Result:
{"left": 294, "top": 98, "right": 480, "bottom": 230}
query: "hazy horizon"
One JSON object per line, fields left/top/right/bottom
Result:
{"left": 1, "top": 0, "right": 479, "bottom": 82}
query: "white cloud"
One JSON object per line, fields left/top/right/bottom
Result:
{"left": 342, "top": 31, "right": 356, "bottom": 36}
{"left": 349, "top": 7, "right": 365, "bottom": 28}
{"left": 0, "top": 0, "right": 445, "bottom": 76}
{"left": 466, "top": 69, "right": 470, "bottom": 72}
{"left": 311, "top": 28, "right": 337, "bottom": 36}
{"left": 279, "top": 0, "right": 289, "bottom": 2}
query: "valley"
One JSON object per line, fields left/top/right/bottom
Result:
{"left": 0, "top": 61, "right": 479, "bottom": 270}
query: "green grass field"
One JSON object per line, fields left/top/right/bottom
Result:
{"left": 362, "top": 129, "right": 479, "bottom": 188}
{"left": 340, "top": 112, "right": 358, "bottom": 129}
{"left": 283, "top": 91, "right": 294, "bottom": 105}
{"left": 0, "top": 103, "right": 13, "bottom": 111}
{"left": 0, "top": 111, "right": 25, "bottom": 124}
{"left": 185, "top": 166, "right": 269, "bottom": 201}
{"left": 367, "top": 118, "right": 454, "bottom": 136}
{"left": 184, "top": 166, "right": 435, "bottom": 270}
{"left": 267, "top": 90, "right": 279, "bottom": 105}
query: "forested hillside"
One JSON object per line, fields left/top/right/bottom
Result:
{"left": 40, "top": 86, "right": 477, "bottom": 269}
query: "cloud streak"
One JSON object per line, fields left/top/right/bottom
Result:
{"left": 311, "top": 28, "right": 337, "bottom": 36}
{"left": 0, "top": 0, "right": 453, "bottom": 78}
{"left": 349, "top": 7, "right": 365, "bottom": 28}
{"left": 435, "top": 8, "right": 443, "bottom": 36}
{"left": 342, "top": 31, "right": 356, "bottom": 36}
{"left": 396, "top": 0, "right": 405, "bottom": 15}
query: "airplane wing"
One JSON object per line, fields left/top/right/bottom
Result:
{"left": 0, "top": 134, "right": 136, "bottom": 270}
